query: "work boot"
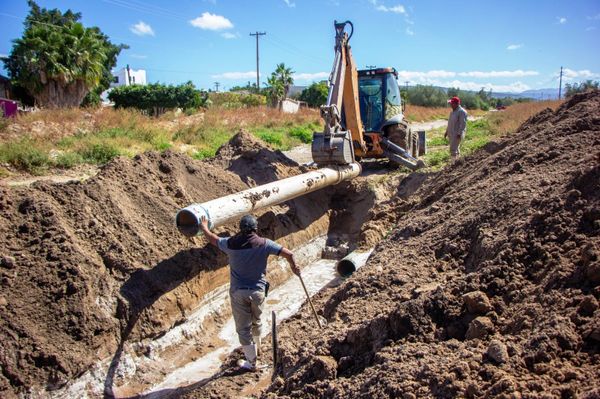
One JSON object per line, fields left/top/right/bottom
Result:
{"left": 253, "top": 335, "right": 261, "bottom": 356}
{"left": 238, "top": 344, "right": 257, "bottom": 371}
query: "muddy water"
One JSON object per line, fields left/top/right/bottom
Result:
{"left": 50, "top": 235, "right": 372, "bottom": 399}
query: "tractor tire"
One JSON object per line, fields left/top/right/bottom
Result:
{"left": 411, "top": 129, "right": 419, "bottom": 158}
{"left": 386, "top": 122, "right": 409, "bottom": 151}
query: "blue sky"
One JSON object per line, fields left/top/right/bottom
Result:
{"left": 1, "top": 0, "right": 599, "bottom": 93}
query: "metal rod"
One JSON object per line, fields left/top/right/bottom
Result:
{"left": 298, "top": 273, "right": 323, "bottom": 329}
{"left": 271, "top": 311, "right": 278, "bottom": 369}
{"left": 176, "top": 163, "right": 361, "bottom": 235}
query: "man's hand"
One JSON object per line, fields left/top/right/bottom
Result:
{"left": 200, "top": 215, "right": 218, "bottom": 247}
{"left": 281, "top": 248, "right": 300, "bottom": 276}
{"left": 290, "top": 263, "right": 301, "bottom": 276}
{"left": 200, "top": 215, "right": 210, "bottom": 231}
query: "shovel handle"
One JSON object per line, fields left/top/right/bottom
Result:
{"left": 297, "top": 273, "right": 323, "bottom": 329}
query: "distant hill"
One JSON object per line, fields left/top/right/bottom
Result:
{"left": 406, "top": 85, "right": 560, "bottom": 100}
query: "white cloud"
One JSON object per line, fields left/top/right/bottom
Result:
{"left": 506, "top": 43, "right": 523, "bottom": 50}
{"left": 458, "top": 70, "right": 538, "bottom": 78}
{"left": 130, "top": 21, "right": 154, "bottom": 36}
{"left": 587, "top": 13, "right": 600, "bottom": 20}
{"left": 562, "top": 69, "right": 599, "bottom": 80}
{"left": 557, "top": 17, "right": 567, "bottom": 24}
{"left": 397, "top": 70, "right": 457, "bottom": 80}
{"left": 376, "top": 4, "right": 406, "bottom": 14}
{"left": 221, "top": 32, "right": 239, "bottom": 39}
{"left": 190, "top": 12, "right": 233, "bottom": 30}
{"left": 293, "top": 72, "right": 329, "bottom": 81}
{"left": 211, "top": 71, "right": 257, "bottom": 79}
{"left": 129, "top": 54, "right": 148, "bottom": 59}
{"left": 443, "top": 80, "right": 531, "bottom": 93}
{"left": 406, "top": 27, "right": 414, "bottom": 36}
{"left": 283, "top": 0, "right": 296, "bottom": 7}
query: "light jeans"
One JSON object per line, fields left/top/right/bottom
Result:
{"left": 230, "top": 288, "right": 265, "bottom": 346}
{"left": 449, "top": 133, "right": 464, "bottom": 157}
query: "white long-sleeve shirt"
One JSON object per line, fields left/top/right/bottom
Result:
{"left": 446, "top": 106, "right": 468, "bottom": 138}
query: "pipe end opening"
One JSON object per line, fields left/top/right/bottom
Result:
{"left": 336, "top": 259, "right": 356, "bottom": 278}
{"left": 176, "top": 209, "right": 201, "bottom": 237}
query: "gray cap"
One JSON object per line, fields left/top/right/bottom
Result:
{"left": 239, "top": 214, "right": 258, "bottom": 233}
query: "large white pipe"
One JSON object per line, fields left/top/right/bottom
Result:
{"left": 176, "top": 163, "right": 361, "bottom": 236}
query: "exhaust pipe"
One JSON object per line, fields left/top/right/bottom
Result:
{"left": 176, "top": 163, "right": 361, "bottom": 236}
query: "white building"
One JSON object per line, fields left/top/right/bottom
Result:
{"left": 110, "top": 66, "right": 147, "bottom": 87}
{"left": 101, "top": 66, "right": 147, "bottom": 103}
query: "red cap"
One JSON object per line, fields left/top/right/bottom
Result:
{"left": 448, "top": 96, "right": 460, "bottom": 104}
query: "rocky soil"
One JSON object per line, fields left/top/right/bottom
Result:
{"left": 1, "top": 90, "right": 599, "bottom": 398}
{"left": 258, "top": 91, "right": 600, "bottom": 398}
{"left": 0, "top": 130, "right": 387, "bottom": 398}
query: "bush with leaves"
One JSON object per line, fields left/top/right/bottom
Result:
{"left": 299, "top": 81, "right": 328, "bottom": 107}
{"left": 565, "top": 80, "right": 599, "bottom": 97}
{"left": 108, "top": 82, "right": 205, "bottom": 116}
{"left": 208, "top": 92, "right": 266, "bottom": 108}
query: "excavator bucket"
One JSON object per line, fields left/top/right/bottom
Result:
{"left": 311, "top": 130, "right": 355, "bottom": 165}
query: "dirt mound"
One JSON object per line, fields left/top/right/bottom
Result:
{"left": 214, "top": 130, "right": 301, "bottom": 185}
{"left": 0, "top": 130, "right": 338, "bottom": 397}
{"left": 264, "top": 91, "right": 600, "bottom": 398}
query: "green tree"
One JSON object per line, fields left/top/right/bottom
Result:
{"left": 274, "top": 63, "right": 294, "bottom": 98}
{"left": 299, "top": 81, "right": 328, "bottom": 107}
{"left": 565, "top": 80, "right": 600, "bottom": 97}
{"left": 265, "top": 63, "right": 294, "bottom": 107}
{"left": 265, "top": 75, "right": 284, "bottom": 107}
{"left": 2, "top": 1, "right": 126, "bottom": 108}
{"left": 108, "top": 82, "right": 205, "bottom": 116}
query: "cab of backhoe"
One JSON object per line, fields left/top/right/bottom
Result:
{"left": 357, "top": 67, "right": 404, "bottom": 133}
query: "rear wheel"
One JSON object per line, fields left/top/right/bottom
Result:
{"left": 386, "top": 122, "right": 409, "bottom": 151}
{"left": 411, "top": 129, "right": 419, "bottom": 158}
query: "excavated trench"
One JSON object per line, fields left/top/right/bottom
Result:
{"left": 0, "top": 131, "right": 411, "bottom": 398}
{"left": 50, "top": 169, "right": 397, "bottom": 398}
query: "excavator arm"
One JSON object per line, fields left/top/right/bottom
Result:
{"left": 312, "top": 21, "right": 366, "bottom": 166}
{"left": 312, "top": 20, "right": 424, "bottom": 170}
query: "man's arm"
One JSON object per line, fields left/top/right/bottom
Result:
{"left": 200, "top": 216, "right": 219, "bottom": 247}
{"left": 280, "top": 247, "right": 300, "bottom": 275}
{"left": 457, "top": 110, "right": 467, "bottom": 137}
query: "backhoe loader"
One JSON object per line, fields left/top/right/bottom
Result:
{"left": 312, "top": 20, "right": 425, "bottom": 169}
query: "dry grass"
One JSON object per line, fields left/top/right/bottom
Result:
{"left": 0, "top": 105, "right": 321, "bottom": 173}
{"left": 487, "top": 100, "right": 563, "bottom": 136}
{"left": 404, "top": 105, "right": 486, "bottom": 122}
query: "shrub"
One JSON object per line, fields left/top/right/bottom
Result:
{"left": 54, "top": 151, "right": 84, "bottom": 168}
{"left": 0, "top": 139, "right": 50, "bottom": 173}
{"left": 78, "top": 143, "right": 119, "bottom": 164}
{"left": 108, "top": 82, "right": 205, "bottom": 116}
{"left": 257, "top": 131, "right": 283, "bottom": 147}
{"left": 288, "top": 125, "right": 313, "bottom": 143}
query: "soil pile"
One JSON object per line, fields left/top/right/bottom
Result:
{"left": 0, "top": 130, "right": 335, "bottom": 397}
{"left": 264, "top": 91, "right": 600, "bottom": 398}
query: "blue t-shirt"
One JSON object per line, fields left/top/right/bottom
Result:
{"left": 218, "top": 236, "right": 282, "bottom": 291}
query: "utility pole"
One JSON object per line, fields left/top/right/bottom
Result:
{"left": 404, "top": 81, "right": 409, "bottom": 91}
{"left": 250, "top": 32, "right": 266, "bottom": 91}
{"left": 558, "top": 66, "right": 563, "bottom": 100}
{"left": 214, "top": 82, "right": 220, "bottom": 92}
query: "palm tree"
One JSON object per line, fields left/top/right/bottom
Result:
{"left": 273, "top": 63, "right": 294, "bottom": 99}
{"left": 3, "top": 1, "right": 124, "bottom": 108}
